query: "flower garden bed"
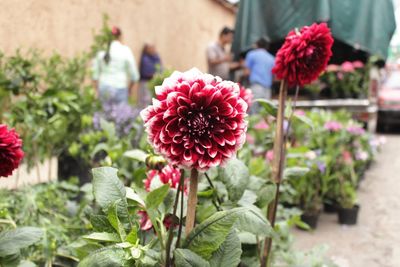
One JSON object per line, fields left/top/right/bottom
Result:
{"left": 0, "top": 22, "right": 384, "bottom": 267}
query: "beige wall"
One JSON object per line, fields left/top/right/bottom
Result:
{"left": 0, "top": 0, "right": 235, "bottom": 72}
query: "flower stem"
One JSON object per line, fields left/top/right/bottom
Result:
{"left": 204, "top": 172, "right": 222, "bottom": 210}
{"left": 185, "top": 168, "right": 199, "bottom": 236}
{"left": 261, "top": 80, "right": 288, "bottom": 267}
{"left": 165, "top": 170, "right": 185, "bottom": 267}
{"left": 176, "top": 176, "right": 185, "bottom": 247}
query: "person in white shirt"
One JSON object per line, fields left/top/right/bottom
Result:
{"left": 92, "top": 26, "right": 140, "bottom": 104}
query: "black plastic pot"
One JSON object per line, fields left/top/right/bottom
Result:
{"left": 300, "top": 212, "right": 320, "bottom": 229}
{"left": 338, "top": 205, "right": 360, "bottom": 225}
{"left": 323, "top": 202, "right": 339, "bottom": 213}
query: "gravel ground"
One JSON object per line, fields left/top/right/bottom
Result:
{"left": 293, "top": 134, "right": 400, "bottom": 267}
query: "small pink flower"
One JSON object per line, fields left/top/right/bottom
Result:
{"left": 341, "top": 61, "right": 355, "bottom": 72}
{"left": 294, "top": 109, "right": 306, "bottom": 116}
{"left": 342, "top": 150, "right": 353, "bottom": 165}
{"left": 337, "top": 72, "right": 344, "bottom": 80}
{"left": 254, "top": 120, "right": 269, "bottom": 130}
{"left": 326, "top": 64, "right": 340, "bottom": 72}
{"left": 346, "top": 125, "right": 365, "bottom": 135}
{"left": 265, "top": 150, "right": 274, "bottom": 162}
{"left": 324, "top": 121, "right": 342, "bottom": 132}
{"left": 246, "top": 133, "right": 255, "bottom": 145}
{"left": 352, "top": 61, "right": 364, "bottom": 68}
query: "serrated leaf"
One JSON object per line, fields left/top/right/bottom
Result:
{"left": 123, "top": 149, "right": 148, "bottom": 162}
{"left": 0, "top": 227, "right": 43, "bottom": 257}
{"left": 234, "top": 206, "right": 274, "bottom": 237}
{"left": 174, "top": 249, "right": 210, "bottom": 267}
{"left": 92, "top": 167, "right": 128, "bottom": 220}
{"left": 78, "top": 247, "right": 127, "bottom": 267}
{"left": 107, "top": 200, "right": 126, "bottom": 241}
{"left": 82, "top": 232, "right": 120, "bottom": 243}
{"left": 184, "top": 207, "right": 271, "bottom": 260}
{"left": 183, "top": 209, "right": 240, "bottom": 259}
{"left": 219, "top": 158, "right": 249, "bottom": 202}
{"left": 209, "top": 230, "right": 242, "bottom": 267}
{"left": 90, "top": 215, "right": 115, "bottom": 233}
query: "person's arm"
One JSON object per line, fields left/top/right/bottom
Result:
{"left": 244, "top": 53, "right": 253, "bottom": 77}
{"left": 207, "top": 45, "right": 230, "bottom": 66}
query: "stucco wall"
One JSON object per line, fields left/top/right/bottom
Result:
{"left": 0, "top": 0, "right": 235, "bottom": 72}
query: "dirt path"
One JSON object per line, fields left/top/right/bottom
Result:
{"left": 293, "top": 134, "right": 400, "bottom": 267}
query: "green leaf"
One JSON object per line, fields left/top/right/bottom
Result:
{"left": 18, "top": 260, "right": 37, "bottom": 267}
{"left": 257, "top": 183, "right": 277, "bottom": 207}
{"left": 283, "top": 167, "right": 310, "bottom": 180}
{"left": 123, "top": 149, "right": 148, "bottom": 162}
{"left": 218, "top": 158, "right": 249, "bottom": 202}
{"left": 209, "top": 230, "right": 242, "bottom": 267}
{"left": 92, "top": 167, "right": 128, "bottom": 219}
{"left": 125, "top": 187, "right": 145, "bottom": 207}
{"left": 0, "top": 227, "right": 43, "bottom": 257}
{"left": 293, "top": 113, "right": 314, "bottom": 129}
{"left": 238, "top": 190, "right": 257, "bottom": 207}
{"left": 256, "top": 99, "right": 277, "bottom": 116}
{"left": 183, "top": 207, "right": 270, "bottom": 260}
{"left": 126, "top": 227, "right": 138, "bottom": 244}
{"left": 78, "top": 247, "right": 127, "bottom": 267}
{"left": 145, "top": 184, "right": 170, "bottom": 210}
{"left": 107, "top": 200, "right": 126, "bottom": 241}
{"left": 82, "top": 232, "right": 120, "bottom": 243}
{"left": 174, "top": 249, "right": 210, "bottom": 267}
{"left": 90, "top": 215, "right": 115, "bottom": 233}
{"left": 234, "top": 206, "right": 274, "bottom": 237}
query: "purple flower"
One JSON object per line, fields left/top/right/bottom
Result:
{"left": 317, "top": 161, "right": 326, "bottom": 173}
{"left": 94, "top": 100, "right": 140, "bottom": 137}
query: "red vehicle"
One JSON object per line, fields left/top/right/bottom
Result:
{"left": 377, "top": 70, "right": 400, "bottom": 131}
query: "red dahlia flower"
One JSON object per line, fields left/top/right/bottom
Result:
{"left": 272, "top": 23, "right": 334, "bottom": 87}
{"left": 141, "top": 68, "right": 248, "bottom": 171}
{"left": 0, "top": 124, "right": 24, "bottom": 178}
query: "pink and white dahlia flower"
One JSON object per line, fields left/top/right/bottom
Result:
{"left": 141, "top": 68, "right": 248, "bottom": 171}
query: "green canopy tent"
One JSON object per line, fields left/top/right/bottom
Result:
{"left": 232, "top": 0, "right": 396, "bottom": 62}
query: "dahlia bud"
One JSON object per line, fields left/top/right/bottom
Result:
{"left": 145, "top": 154, "right": 167, "bottom": 171}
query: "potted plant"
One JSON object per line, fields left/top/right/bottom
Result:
{"left": 337, "top": 180, "right": 360, "bottom": 225}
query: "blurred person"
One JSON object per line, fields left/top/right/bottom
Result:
{"left": 92, "top": 26, "right": 139, "bottom": 105}
{"left": 245, "top": 37, "right": 275, "bottom": 113}
{"left": 207, "top": 26, "right": 239, "bottom": 80}
{"left": 139, "top": 43, "right": 162, "bottom": 108}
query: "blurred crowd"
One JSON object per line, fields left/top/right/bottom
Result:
{"left": 92, "top": 26, "right": 275, "bottom": 113}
